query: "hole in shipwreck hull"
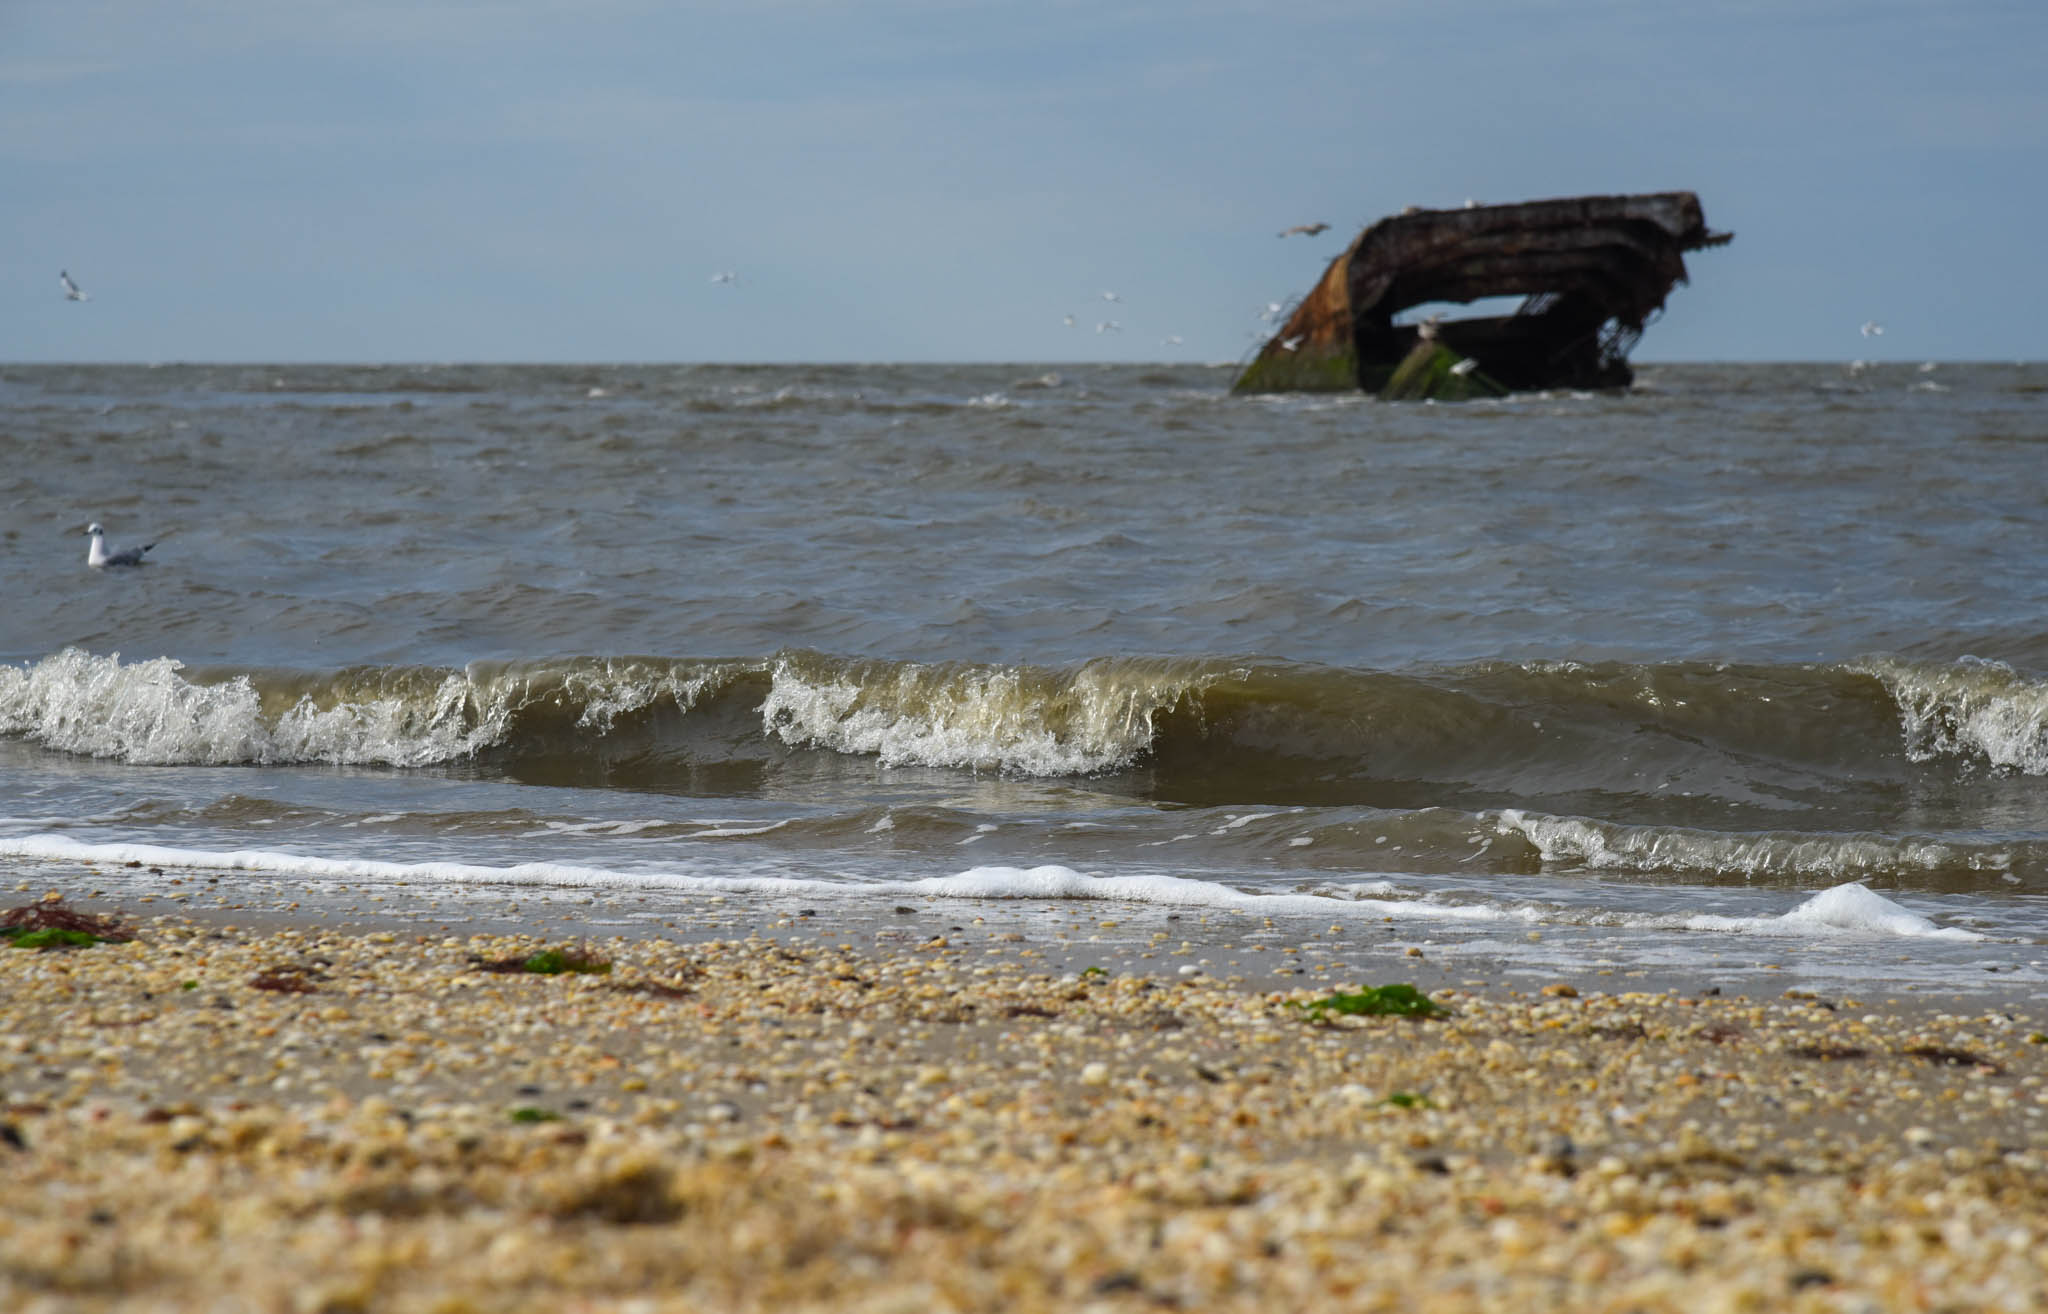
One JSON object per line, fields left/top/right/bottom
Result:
{"left": 1393, "top": 296, "right": 1529, "bottom": 327}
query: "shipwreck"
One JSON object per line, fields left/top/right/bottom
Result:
{"left": 1234, "top": 191, "right": 1731, "bottom": 400}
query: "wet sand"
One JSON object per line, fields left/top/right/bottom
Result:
{"left": 3, "top": 889, "right": 2046, "bottom": 1312}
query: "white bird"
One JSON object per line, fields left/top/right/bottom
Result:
{"left": 1062, "top": 314, "right": 1076, "bottom": 328}
{"left": 1259, "top": 301, "right": 1284, "bottom": 321}
{"left": 85, "top": 522, "right": 155, "bottom": 568}
{"left": 1450, "top": 357, "right": 1479, "bottom": 376}
{"left": 1860, "top": 320, "right": 1884, "bottom": 337}
{"left": 710, "top": 271, "right": 737, "bottom": 285}
{"left": 1095, "top": 320, "right": 1122, "bottom": 334}
{"left": 1278, "top": 335, "right": 1304, "bottom": 352}
{"left": 1100, "top": 290, "right": 1121, "bottom": 303}
{"left": 60, "top": 270, "right": 90, "bottom": 302}
{"left": 1161, "top": 334, "right": 1184, "bottom": 347}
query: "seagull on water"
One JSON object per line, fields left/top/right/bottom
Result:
{"left": 85, "top": 522, "right": 155, "bottom": 568}
{"left": 60, "top": 270, "right": 90, "bottom": 302}
{"left": 1278, "top": 222, "right": 1329, "bottom": 238}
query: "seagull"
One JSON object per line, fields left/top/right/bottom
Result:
{"left": 1450, "top": 357, "right": 1479, "bottom": 376}
{"left": 60, "top": 270, "right": 90, "bottom": 302}
{"left": 710, "top": 271, "right": 737, "bottom": 285}
{"left": 1860, "top": 320, "right": 1884, "bottom": 337}
{"left": 1095, "top": 320, "right": 1122, "bottom": 334}
{"left": 1100, "top": 290, "right": 1121, "bottom": 303}
{"left": 1278, "top": 335, "right": 1304, "bottom": 352}
{"left": 84, "top": 522, "right": 155, "bottom": 568}
{"left": 1259, "top": 301, "right": 1285, "bottom": 321}
{"left": 1278, "top": 223, "right": 1329, "bottom": 238}
{"left": 1062, "top": 314, "right": 1076, "bottom": 328}
{"left": 1161, "top": 334, "right": 1183, "bottom": 347}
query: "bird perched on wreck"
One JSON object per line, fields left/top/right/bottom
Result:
{"left": 1278, "top": 223, "right": 1329, "bottom": 238}
{"left": 84, "top": 522, "right": 156, "bottom": 568}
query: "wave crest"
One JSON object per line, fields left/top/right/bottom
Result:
{"left": 1861, "top": 655, "right": 2048, "bottom": 773}
{"left": 760, "top": 652, "right": 1214, "bottom": 774}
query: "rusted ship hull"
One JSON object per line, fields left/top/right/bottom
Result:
{"left": 1235, "top": 192, "right": 1731, "bottom": 398}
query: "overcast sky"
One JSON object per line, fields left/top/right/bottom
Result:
{"left": 6, "top": 1, "right": 2043, "bottom": 364}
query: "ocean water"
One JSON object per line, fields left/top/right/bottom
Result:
{"left": 3, "top": 361, "right": 2046, "bottom": 996}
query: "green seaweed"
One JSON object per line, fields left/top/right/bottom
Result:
{"left": 474, "top": 944, "right": 614, "bottom": 976}
{"left": 3, "top": 926, "right": 103, "bottom": 949}
{"left": 509, "top": 1106, "right": 562, "bottom": 1123}
{"left": 520, "top": 948, "right": 612, "bottom": 976}
{"left": 1378, "top": 341, "right": 1508, "bottom": 402}
{"left": 1231, "top": 344, "right": 1358, "bottom": 394}
{"left": 1292, "top": 983, "right": 1446, "bottom": 1022}
{"left": 1384, "top": 1091, "right": 1430, "bottom": 1109}
{"left": 0, "top": 897, "right": 134, "bottom": 948}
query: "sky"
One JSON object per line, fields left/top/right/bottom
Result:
{"left": 5, "top": 0, "right": 2045, "bottom": 364}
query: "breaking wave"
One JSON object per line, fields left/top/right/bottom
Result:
{"left": 7, "top": 647, "right": 2048, "bottom": 799}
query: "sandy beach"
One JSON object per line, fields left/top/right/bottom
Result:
{"left": 3, "top": 884, "right": 2045, "bottom": 1313}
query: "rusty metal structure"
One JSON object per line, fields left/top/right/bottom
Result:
{"left": 1233, "top": 192, "right": 1731, "bottom": 397}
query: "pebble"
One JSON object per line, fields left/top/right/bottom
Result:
{"left": 0, "top": 910, "right": 2043, "bottom": 1311}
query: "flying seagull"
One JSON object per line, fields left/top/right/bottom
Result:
{"left": 1860, "top": 320, "right": 1884, "bottom": 337}
{"left": 1278, "top": 334, "right": 1304, "bottom": 352}
{"left": 1100, "top": 290, "right": 1121, "bottom": 303}
{"left": 1277, "top": 223, "right": 1329, "bottom": 238}
{"left": 1450, "top": 357, "right": 1479, "bottom": 377}
{"left": 60, "top": 270, "right": 90, "bottom": 302}
{"left": 85, "top": 522, "right": 155, "bottom": 568}
{"left": 1095, "top": 320, "right": 1122, "bottom": 334}
{"left": 710, "top": 271, "right": 737, "bottom": 285}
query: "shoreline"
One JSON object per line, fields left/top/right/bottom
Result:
{"left": 4, "top": 888, "right": 2046, "bottom": 1310}
{"left": 12, "top": 857, "right": 2046, "bottom": 1013}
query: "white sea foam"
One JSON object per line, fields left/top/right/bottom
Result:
{"left": 561, "top": 660, "right": 719, "bottom": 732}
{"left": 888, "top": 865, "right": 1530, "bottom": 922}
{"left": 1860, "top": 655, "right": 2048, "bottom": 775}
{"left": 4, "top": 648, "right": 1184, "bottom": 776}
{"left": 759, "top": 656, "right": 1196, "bottom": 775}
{"left": 1493, "top": 809, "right": 1965, "bottom": 880}
{"left": 688, "top": 819, "right": 792, "bottom": 839}
{"left": 0, "top": 840, "right": 1986, "bottom": 943}
{"left": 0, "top": 649, "right": 720, "bottom": 767}
{"left": 0, "top": 833, "right": 817, "bottom": 895}
{"left": 0, "top": 650, "right": 498, "bottom": 766}
{"left": 1678, "top": 882, "right": 1983, "bottom": 941}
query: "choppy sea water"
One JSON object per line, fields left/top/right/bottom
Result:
{"left": 3, "top": 361, "right": 2046, "bottom": 996}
